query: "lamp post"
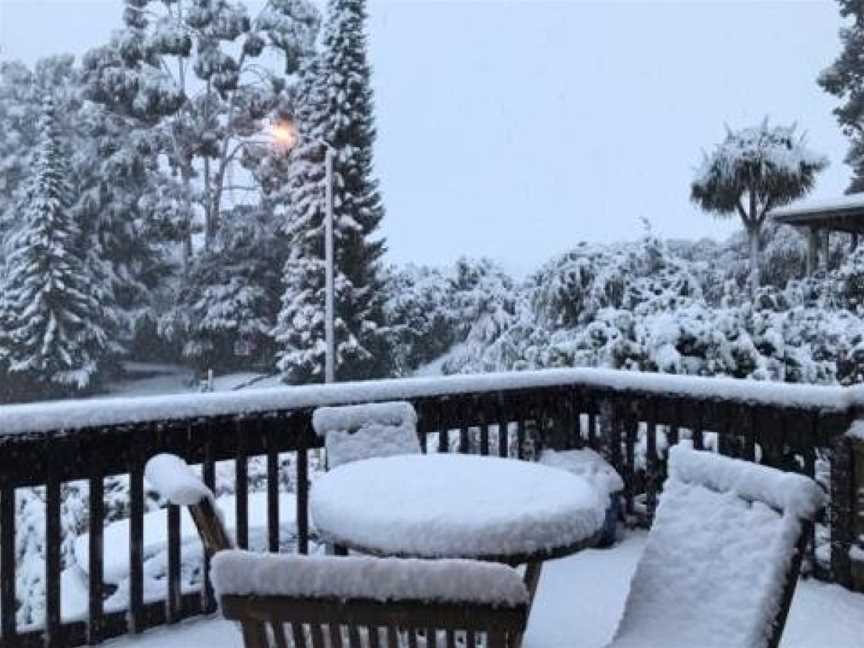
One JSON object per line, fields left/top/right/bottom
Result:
{"left": 271, "top": 120, "right": 336, "bottom": 383}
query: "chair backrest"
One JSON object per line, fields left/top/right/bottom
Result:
{"left": 607, "top": 445, "right": 825, "bottom": 648}
{"left": 212, "top": 550, "right": 529, "bottom": 648}
{"left": 145, "top": 453, "right": 529, "bottom": 648}
{"left": 144, "top": 453, "right": 232, "bottom": 556}
{"left": 312, "top": 401, "right": 421, "bottom": 469}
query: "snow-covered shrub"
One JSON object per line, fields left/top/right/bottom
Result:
{"left": 441, "top": 258, "right": 518, "bottom": 374}
{"left": 383, "top": 264, "right": 457, "bottom": 375}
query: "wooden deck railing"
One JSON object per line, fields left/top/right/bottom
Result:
{"left": 0, "top": 368, "right": 861, "bottom": 647}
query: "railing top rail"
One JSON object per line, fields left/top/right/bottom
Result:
{"left": 0, "top": 368, "right": 857, "bottom": 440}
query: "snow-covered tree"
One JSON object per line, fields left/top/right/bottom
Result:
{"left": 82, "top": 0, "right": 320, "bottom": 260}
{"left": 691, "top": 120, "right": 827, "bottom": 294}
{"left": 159, "top": 205, "right": 284, "bottom": 372}
{"left": 0, "top": 96, "right": 120, "bottom": 397}
{"left": 820, "top": 0, "right": 864, "bottom": 192}
{"left": 274, "top": 0, "right": 389, "bottom": 382}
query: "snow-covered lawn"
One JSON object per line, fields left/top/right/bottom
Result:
{"left": 104, "top": 532, "right": 864, "bottom": 648}
{"left": 103, "top": 362, "right": 283, "bottom": 399}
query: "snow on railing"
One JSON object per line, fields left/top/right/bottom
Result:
{"left": 0, "top": 367, "right": 857, "bottom": 437}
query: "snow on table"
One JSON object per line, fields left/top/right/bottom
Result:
{"left": 211, "top": 550, "right": 529, "bottom": 607}
{"left": 606, "top": 446, "right": 824, "bottom": 648}
{"left": 311, "top": 454, "right": 606, "bottom": 560}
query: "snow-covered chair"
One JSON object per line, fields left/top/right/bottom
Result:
{"left": 312, "top": 401, "right": 421, "bottom": 469}
{"left": 605, "top": 444, "right": 825, "bottom": 648}
{"left": 144, "top": 454, "right": 529, "bottom": 648}
{"left": 539, "top": 448, "right": 624, "bottom": 547}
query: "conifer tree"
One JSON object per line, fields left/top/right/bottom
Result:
{"left": 0, "top": 96, "right": 119, "bottom": 396}
{"left": 820, "top": 1, "right": 864, "bottom": 192}
{"left": 274, "top": 0, "right": 389, "bottom": 382}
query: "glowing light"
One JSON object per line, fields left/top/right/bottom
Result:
{"left": 269, "top": 120, "right": 298, "bottom": 150}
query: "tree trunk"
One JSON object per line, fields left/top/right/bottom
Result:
{"left": 748, "top": 225, "right": 761, "bottom": 297}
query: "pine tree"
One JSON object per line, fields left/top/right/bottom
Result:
{"left": 0, "top": 96, "right": 118, "bottom": 397}
{"left": 274, "top": 0, "right": 389, "bottom": 383}
{"left": 820, "top": 1, "right": 864, "bottom": 192}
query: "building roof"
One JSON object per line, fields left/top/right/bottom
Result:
{"left": 770, "top": 193, "right": 864, "bottom": 233}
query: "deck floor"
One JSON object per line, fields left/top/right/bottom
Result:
{"left": 103, "top": 532, "right": 864, "bottom": 648}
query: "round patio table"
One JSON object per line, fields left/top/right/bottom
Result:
{"left": 310, "top": 453, "right": 607, "bottom": 606}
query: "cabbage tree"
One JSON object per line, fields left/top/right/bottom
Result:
{"left": 691, "top": 120, "right": 827, "bottom": 295}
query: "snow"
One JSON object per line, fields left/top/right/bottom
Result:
{"left": 606, "top": 447, "right": 823, "bottom": 648}
{"left": 310, "top": 454, "right": 606, "bottom": 559}
{"left": 312, "top": 401, "right": 420, "bottom": 468}
{"left": 539, "top": 448, "right": 624, "bottom": 500}
{"left": 210, "top": 550, "right": 528, "bottom": 606}
{"left": 0, "top": 367, "right": 855, "bottom": 437}
{"left": 144, "top": 454, "right": 212, "bottom": 506}
{"left": 847, "top": 419, "right": 864, "bottom": 442}
{"left": 668, "top": 444, "right": 825, "bottom": 519}
{"left": 72, "top": 491, "right": 297, "bottom": 589}
{"left": 770, "top": 192, "right": 864, "bottom": 220}
{"left": 104, "top": 532, "right": 864, "bottom": 648}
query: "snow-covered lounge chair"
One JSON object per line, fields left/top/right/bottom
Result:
{"left": 605, "top": 445, "right": 825, "bottom": 648}
{"left": 144, "top": 454, "right": 528, "bottom": 648}
{"left": 312, "top": 401, "right": 421, "bottom": 469}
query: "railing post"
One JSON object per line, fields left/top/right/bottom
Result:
{"left": 831, "top": 434, "right": 855, "bottom": 588}
{"left": 851, "top": 436, "right": 864, "bottom": 592}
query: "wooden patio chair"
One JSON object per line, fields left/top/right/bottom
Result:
{"left": 312, "top": 401, "right": 420, "bottom": 469}
{"left": 144, "top": 454, "right": 529, "bottom": 648}
{"left": 604, "top": 444, "right": 825, "bottom": 648}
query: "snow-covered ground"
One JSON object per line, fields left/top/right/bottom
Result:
{"left": 103, "top": 362, "right": 283, "bottom": 399}
{"left": 104, "top": 532, "right": 864, "bottom": 648}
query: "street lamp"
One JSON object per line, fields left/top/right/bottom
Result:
{"left": 271, "top": 120, "right": 336, "bottom": 384}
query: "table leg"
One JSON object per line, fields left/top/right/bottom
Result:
{"left": 523, "top": 561, "right": 543, "bottom": 606}
{"left": 513, "top": 562, "right": 543, "bottom": 648}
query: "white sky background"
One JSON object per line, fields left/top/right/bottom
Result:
{"left": 0, "top": 0, "right": 854, "bottom": 276}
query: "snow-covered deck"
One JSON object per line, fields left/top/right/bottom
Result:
{"left": 104, "top": 533, "right": 864, "bottom": 648}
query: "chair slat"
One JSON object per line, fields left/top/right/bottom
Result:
{"left": 291, "top": 622, "right": 306, "bottom": 648}
{"left": 310, "top": 623, "right": 326, "bottom": 648}
{"left": 466, "top": 630, "right": 476, "bottom": 648}
{"left": 242, "top": 622, "right": 270, "bottom": 648}
{"left": 271, "top": 620, "right": 289, "bottom": 648}
{"left": 329, "top": 624, "right": 344, "bottom": 648}
{"left": 445, "top": 629, "right": 455, "bottom": 648}
{"left": 348, "top": 625, "right": 363, "bottom": 648}
{"left": 386, "top": 626, "right": 399, "bottom": 648}
{"left": 367, "top": 625, "right": 380, "bottom": 648}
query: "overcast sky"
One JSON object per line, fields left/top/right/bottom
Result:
{"left": 0, "top": 0, "right": 854, "bottom": 275}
